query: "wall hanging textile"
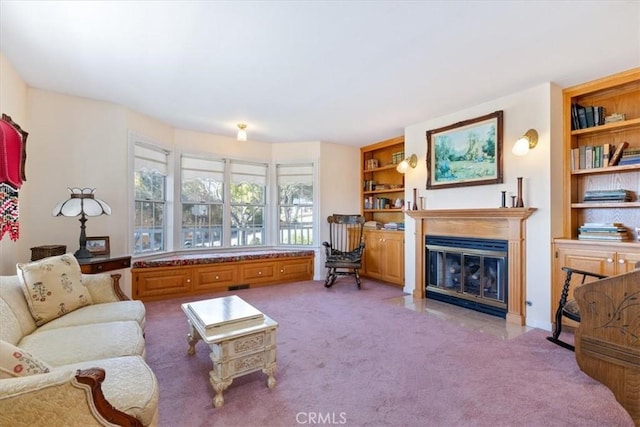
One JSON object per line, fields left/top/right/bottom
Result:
{"left": 0, "top": 114, "right": 28, "bottom": 241}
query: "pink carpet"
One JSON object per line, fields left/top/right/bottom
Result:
{"left": 144, "top": 279, "right": 634, "bottom": 426}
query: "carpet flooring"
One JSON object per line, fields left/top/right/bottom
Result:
{"left": 144, "top": 279, "right": 634, "bottom": 427}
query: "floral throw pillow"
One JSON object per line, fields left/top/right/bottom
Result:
{"left": 0, "top": 340, "right": 51, "bottom": 379}
{"left": 17, "top": 253, "right": 93, "bottom": 326}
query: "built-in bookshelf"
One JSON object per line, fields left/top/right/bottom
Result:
{"left": 552, "top": 68, "right": 640, "bottom": 329}
{"left": 561, "top": 68, "right": 640, "bottom": 241}
{"left": 360, "top": 136, "right": 406, "bottom": 226}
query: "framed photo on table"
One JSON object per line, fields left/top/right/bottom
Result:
{"left": 426, "top": 110, "right": 503, "bottom": 189}
{"left": 86, "top": 236, "right": 110, "bottom": 256}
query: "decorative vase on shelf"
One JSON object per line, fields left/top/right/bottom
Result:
{"left": 515, "top": 177, "right": 524, "bottom": 208}
{"left": 412, "top": 188, "right": 418, "bottom": 210}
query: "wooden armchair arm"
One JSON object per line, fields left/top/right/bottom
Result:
{"left": 75, "top": 368, "right": 143, "bottom": 427}
{"left": 110, "top": 274, "right": 130, "bottom": 301}
{"left": 81, "top": 273, "right": 130, "bottom": 302}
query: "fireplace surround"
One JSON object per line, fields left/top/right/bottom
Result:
{"left": 407, "top": 208, "right": 536, "bottom": 325}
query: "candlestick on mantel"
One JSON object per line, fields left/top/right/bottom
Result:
{"left": 516, "top": 177, "right": 524, "bottom": 207}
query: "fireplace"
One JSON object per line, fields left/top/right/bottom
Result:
{"left": 426, "top": 236, "right": 508, "bottom": 318}
{"left": 406, "top": 208, "right": 536, "bottom": 325}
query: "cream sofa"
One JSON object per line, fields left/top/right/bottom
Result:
{"left": 0, "top": 254, "right": 159, "bottom": 426}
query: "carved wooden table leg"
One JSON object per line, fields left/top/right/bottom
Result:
{"left": 186, "top": 321, "right": 200, "bottom": 356}
{"left": 263, "top": 364, "right": 277, "bottom": 389}
{"left": 210, "top": 375, "right": 233, "bottom": 408}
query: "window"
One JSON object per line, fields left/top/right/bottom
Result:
{"left": 277, "top": 163, "right": 314, "bottom": 245}
{"left": 230, "top": 161, "right": 267, "bottom": 246}
{"left": 133, "top": 143, "right": 169, "bottom": 254}
{"left": 180, "top": 155, "right": 224, "bottom": 249}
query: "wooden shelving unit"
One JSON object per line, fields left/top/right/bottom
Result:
{"left": 360, "top": 136, "right": 406, "bottom": 225}
{"left": 359, "top": 136, "right": 405, "bottom": 286}
{"left": 552, "top": 67, "right": 640, "bottom": 325}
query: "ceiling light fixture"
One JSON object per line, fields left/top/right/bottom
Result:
{"left": 512, "top": 129, "right": 538, "bottom": 156}
{"left": 396, "top": 154, "right": 418, "bottom": 173}
{"left": 237, "top": 124, "right": 247, "bottom": 141}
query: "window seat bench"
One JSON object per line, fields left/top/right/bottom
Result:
{"left": 131, "top": 249, "right": 315, "bottom": 301}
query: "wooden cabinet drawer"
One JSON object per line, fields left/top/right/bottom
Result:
{"left": 134, "top": 268, "right": 192, "bottom": 299}
{"left": 277, "top": 257, "right": 313, "bottom": 281}
{"left": 241, "top": 262, "right": 277, "bottom": 283}
{"left": 79, "top": 256, "right": 131, "bottom": 274}
{"left": 194, "top": 264, "right": 240, "bottom": 291}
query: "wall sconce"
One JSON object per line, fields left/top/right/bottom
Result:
{"left": 396, "top": 154, "right": 418, "bottom": 173}
{"left": 52, "top": 187, "right": 111, "bottom": 259}
{"left": 512, "top": 129, "right": 538, "bottom": 156}
{"left": 237, "top": 124, "right": 247, "bottom": 141}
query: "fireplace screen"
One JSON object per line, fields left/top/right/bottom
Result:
{"left": 426, "top": 236, "right": 507, "bottom": 317}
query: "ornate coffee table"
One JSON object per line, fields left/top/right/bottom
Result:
{"left": 181, "top": 295, "right": 278, "bottom": 407}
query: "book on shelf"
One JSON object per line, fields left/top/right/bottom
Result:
{"left": 578, "top": 146, "right": 586, "bottom": 169}
{"left": 602, "top": 143, "right": 611, "bottom": 167}
{"left": 581, "top": 222, "right": 624, "bottom": 227}
{"left": 621, "top": 148, "right": 640, "bottom": 157}
{"left": 578, "top": 222, "right": 630, "bottom": 241}
{"left": 571, "top": 103, "right": 605, "bottom": 130}
{"left": 584, "top": 146, "right": 593, "bottom": 169}
{"left": 572, "top": 143, "right": 614, "bottom": 170}
{"left": 608, "top": 141, "right": 629, "bottom": 166}
{"left": 617, "top": 155, "right": 640, "bottom": 166}
{"left": 579, "top": 226, "right": 627, "bottom": 233}
{"left": 583, "top": 189, "right": 635, "bottom": 202}
{"left": 578, "top": 233, "right": 631, "bottom": 241}
{"left": 576, "top": 105, "right": 587, "bottom": 129}
{"left": 585, "top": 106, "right": 595, "bottom": 127}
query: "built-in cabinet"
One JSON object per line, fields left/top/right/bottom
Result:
{"left": 132, "top": 255, "right": 314, "bottom": 301}
{"left": 361, "top": 229, "right": 404, "bottom": 286}
{"left": 360, "top": 136, "right": 406, "bottom": 287}
{"left": 552, "top": 67, "right": 640, "bottom": 326}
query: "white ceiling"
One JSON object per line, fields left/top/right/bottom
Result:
{"left": 1, "top": 1, "right": 639, "bottom": 147}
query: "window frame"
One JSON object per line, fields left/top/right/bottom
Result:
{"left": 276, "top": 162, "right": 315, "bottom": 246}
{"left": 129, "top": 136, "right": 319, "bottom": 255}
{"left": 130, "top": 136, "right": 173, "bottom": 255}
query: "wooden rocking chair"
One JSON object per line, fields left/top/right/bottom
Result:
{"left": 322, "top": 214, "right": 365, "bottom": 289}
{"left": 547, "top": 266, "right": 608, "bottom": 351}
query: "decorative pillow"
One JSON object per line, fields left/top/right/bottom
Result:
{"left": 0, "top": 340, "right": 51, "bottom": 379}
{"left": 17, "top": 253, "right": 93, "bottom": 326}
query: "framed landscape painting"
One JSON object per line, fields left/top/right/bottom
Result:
{"left": 426, "top": 110, "right": 503, "bottom": 189}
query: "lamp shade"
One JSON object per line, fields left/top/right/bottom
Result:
{"left": 237, "top": 124, "right": 247, "bottom": 141}
{"left": 512, "top": 129, "right": 538, "bottom": 156}
{"left": 396, "top": 154, "right": 418, "bottom": 174}
{"left": 52, "top": 187, "right": 111, "bottom": 217}
{"left": 52, "top": 188, "right": 110, "bottom": 259}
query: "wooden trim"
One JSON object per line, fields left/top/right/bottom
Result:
{"left": 75, "top": 368, "right": 143, "bottom": 427}
{"left": 110, "top": 274, "right": 130, "bottom": 301}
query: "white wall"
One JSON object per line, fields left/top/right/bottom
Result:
{"left": 403, "top": 83, "right": 563, "bottom": 329}
{"left": 0, "top": 56, "right": 361, "bottom": 291}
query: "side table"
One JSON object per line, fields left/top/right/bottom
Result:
{"left": 181, "top": 296, "right": 278, "bottom": 408}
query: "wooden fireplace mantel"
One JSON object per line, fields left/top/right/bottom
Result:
{"left": 406, "top": 208, "right": 537, "bottom": 325}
